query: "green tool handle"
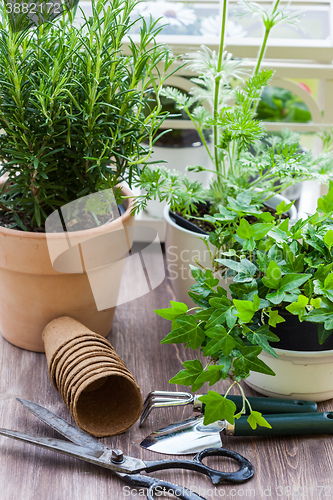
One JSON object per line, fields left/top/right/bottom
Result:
{"left": 199, "top": 395, "right": 317, "bottom": 414}
{"left": 233, "top": 412, "right": 333, "bottom": 436}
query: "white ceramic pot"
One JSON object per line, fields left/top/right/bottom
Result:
{"left": 245, "top": 347, "right": 333, "bottom": 402}
{"left": 164, "top": 193, "right": 297, "bottom": 305}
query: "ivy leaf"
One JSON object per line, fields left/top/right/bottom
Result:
{"left": 155, "top": 301, "right": 188, "bottom": 320}
{"left": 206, "top": 297, "right": 232, "bottom": 329}
{"left": 188, "top": 290, "right": 210, "bottom": 308}
{"left": 169, "top": 360, "right": 203, "bottom": 386}
{"left": 161, "top": 316, "right": 198, "bottom": 345}
{"left": 205, "top": 309, "right": 228, "bottom": 329}
{"left": 285, "top": 294, "right": 309, "bottom": 320}
{"left": 237, "top": 218, "right": 253, "bottom": 240}
{"left": 314, "top": 263, "right": 333, "bottom": 282}
{"left": 262, "top": 261, "right": 282, "bottom": 289}
{"left": 275, "top": 200, "right": 294, "bottom": 216}
{"left": 226, "top": 307, "right": 238, "bottom": 328}
{"left": 305, "top": 297, "right": 333, "bottom": 323}
{"left": 209, "top": 296, "right": 231, "bottom": 309}
{"left": 199, "top": 391, "right": 237, "bottom": 425}
{"left": 318, "top": 324, "right": 333, "bottom": 345}
{"left": 268, "top": 309, "right": 285, "bottom": 327}
{"left": 266, "top": 274, "right": 311, "bottom": 305}
{"left": 324, "top": 229, "right": 333, "bottom": 248}
{"left": 317, "top": 188, "right": 333, "bottom": 213}
{"left": 190, "top": 265, "right": 205, "bottom": 281}
{"left": 204, "top": 326, "right": 236, "bottom": 356}
{"left": 310, "top": 297, "right": 322, "bottom": 309}
{"left": 251, "top": 222, "right": 275, "bottom": 240}
{"left": 218, "top": 355, "right": 233, "bottom": 378}
{"left": 176, "top": 316, "right": 205, "bottom": 349}
{"left": 216, "top": 259, "right": 241, "bottom": 273}
{"left": 229, "top": 281, "right": 258, "bottom": 300}
{"left": 192, "top": 366, "right": 223, "bottom": 392}
{"left": 279, "top": 274, "right": 311, "bottom": 293}
{"left": 314, "top": 275, "right": 333, "bottom": 302}
{"left": 266, "top": 289, "right": 285, "bottom": 305}
{"left": 217, "top": 258, "right": 257, "bottom": 283}
{"left": 195, "top": 308, "right": 215, "bottom": 321}
{"left": 256, "top": 251, "right": 270, "bottom": 274}
{"left": 247, "top": 411, "right": 272, "bottom": 430}
{"left": 246, "top": 325, "right": 279, "bottom": 357}
{"left": 233, "top": 346, "right": 276, "bottom": 376}
{"left": 324, "top": 317, "right": 333, "bottom": 330}
{"left": 233, "top": 294, "right": 260, "bottom": 323}
{"left": 235, "top": 259, "right": 258, "bottom": 283}
{"left": 213, "top": 206, "right": 238, "bottom": 222}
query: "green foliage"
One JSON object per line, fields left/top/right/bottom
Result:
{"left": 137, "top": 0, "right": 333, "bottom": 215}
{"left": 255, "top": 86, "right": 312, "bottom": 123}
{"left": 0, "top": 0, "right": 176, "bottom": 228}
{"left": 157, "top": 185, "right": 333, "bottom": 425}
{"left": 199, "top": 392, "right": 237, "bottom": 425}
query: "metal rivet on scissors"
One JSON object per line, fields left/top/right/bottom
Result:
{"left": 0, "top": 399, "right": 254, "bottom": 500}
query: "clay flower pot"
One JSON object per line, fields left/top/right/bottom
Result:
{"left": 0, "top": 186, "right": 134, "bottom": 352}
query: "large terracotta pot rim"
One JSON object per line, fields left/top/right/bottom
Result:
{"left": 0, "top": 184, "right": 134, "bottom": 240}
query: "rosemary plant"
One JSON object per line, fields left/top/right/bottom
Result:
{"left": 0, "top": 0, "right": 175, "bottom": 229}
{"left": 137, "top": 0, "right": 333, "bottom": 215}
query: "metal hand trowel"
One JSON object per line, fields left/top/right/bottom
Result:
{"left": 140, "top": 412, "right": 333, "bottom": 455}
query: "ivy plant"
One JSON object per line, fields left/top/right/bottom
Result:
{"left": 156, "top": 186, "right": 333, "bottom": 428}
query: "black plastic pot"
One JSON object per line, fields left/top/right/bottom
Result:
{"left": 272, "top": 311, "right": 333, "bottom": 352}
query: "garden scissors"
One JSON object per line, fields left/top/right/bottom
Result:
{"left": 0, "top": 399, "right": 254, "bottom": 500}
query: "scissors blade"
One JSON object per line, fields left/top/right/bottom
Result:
{"left": 0, "top": 426, "right": 146, "bottom": 474}
{"left": 0, "top": 428, "right": 106, "bottom": 462}
{"left": 0, "top": 428, "right": 144, "bottom": 473}
{"left": 16, "top": 398, "right": 103, "bottom": 452}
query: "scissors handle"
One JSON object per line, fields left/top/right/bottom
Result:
{"left": 144, "top": 447, "right": 254, "bottom": 485}
{"left": 121, "top": 473, "right": 206, "bottom": 499}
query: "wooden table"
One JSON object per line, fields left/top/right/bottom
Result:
{"left": 0, "top": 251, "right": 333, "bottom": 500}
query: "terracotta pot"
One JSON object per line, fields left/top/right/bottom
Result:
{"left": 0, "top": 186, "right": 134, "bottom": 352}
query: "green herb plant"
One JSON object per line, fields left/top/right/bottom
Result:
{"left": 255, "top": 86, "right": 312, "bottom": 123}
{"left": 0, "top": 0, "right": 176, "bottom": 229}
{"left": 155, "top": 185, "right": 333, "bottom": 429}
{"left": 137, "top": 0, "right": 333, "bottom": 216}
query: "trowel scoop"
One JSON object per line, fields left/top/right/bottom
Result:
{"left": 141, "top": 412, "right": 333, "bottom": 455}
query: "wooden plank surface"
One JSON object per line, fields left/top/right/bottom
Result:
{"left": 0, "top": 252, "right": 333, "bottom": 500}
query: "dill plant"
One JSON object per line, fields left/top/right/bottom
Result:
{"left": 138, "top": 0, "right": 333, "bottom": 215}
